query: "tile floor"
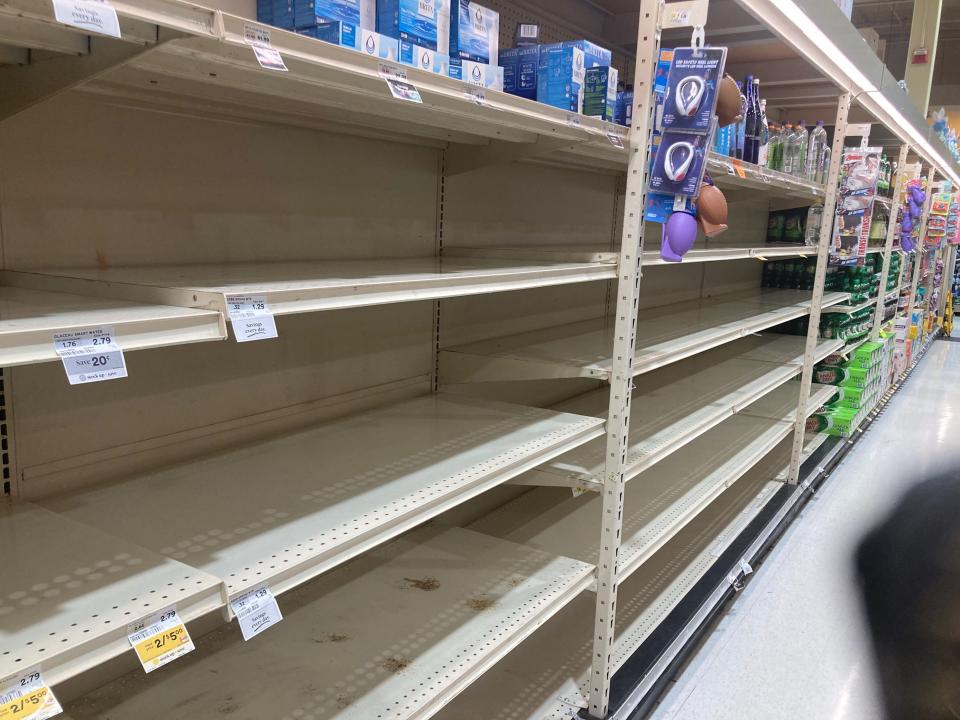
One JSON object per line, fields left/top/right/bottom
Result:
{"left": 651, "top": 338, "right": 960, "bottom": 720}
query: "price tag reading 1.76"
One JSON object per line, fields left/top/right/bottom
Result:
{"left": 53, "top": 326, "right": 127, "bottom": 385}
{"left": 0, "top": 670, "right": 62, "bottom": 720}
{"left": 127, "top": 609, "right": 195, "bottom": 673}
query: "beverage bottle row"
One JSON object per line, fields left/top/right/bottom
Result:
{"left": 709, "top": 77, "right": 830, "bottom": 184}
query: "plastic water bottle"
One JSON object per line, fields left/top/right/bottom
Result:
{"left": 819, "top": 146, "right": 831, "bottom": 185}
{"left": 805, "top": 203, "right": 823, "bottom": 245}
{"left": 794, "top": 121, "right": 809, "bottom": 178}
{"left": 806, "top": 120, "right": 828, "bottom": 182}
{"left": 782, "top": 124, "right": 798, "bottom": 175}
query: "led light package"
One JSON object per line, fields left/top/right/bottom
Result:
{"left": 661, "top": 47, "right": 726, "bottom": 133}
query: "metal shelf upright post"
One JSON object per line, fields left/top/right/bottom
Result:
{"left": 786, "top": 92, "right": 851, "bottom": 484}
{"left": 588, "top": 0, "right": 662, "bottom": 715}
{"left": 871, "top": 144, "right": 910, "bottom": 340}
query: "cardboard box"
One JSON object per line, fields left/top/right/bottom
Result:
{"left": 500, "top": 46, "right": 538, "bottom": 100}
{"left": 449, "top": 58, "right": 503, "bottom": 90}
{"left": 449, "top": 0, "right": 499, "bottom": 64}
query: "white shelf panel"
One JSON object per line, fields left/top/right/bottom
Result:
{"left": 445, "top": 243, "right": 817, "bottom": 267}
{"left": 822, "top": 296, "right": 878, "bottom": 314}
{"left": 0, "top": 280, "right": 226, "bottom": 367}
{"left": 0, "top": 501, "right": 222, "bottom": 686}
{"left": 0, "top": 0, "right": 629, "bottom": 162}
{"left": 440, "top": 464, "right": 784, "bottom": 720}
{"left": 522, "top": 335, "right": 841, "bottom": 487}
{"left": 477, "top": 411, "right": 789, "bottom": 586}
{"left": 64, "top": 527, "right": 594, "bottom": 720}
{"left": 739, "top": 382, "right": 837, "bottom": 421}
{"left": 43, "top": 394, "right": 603, "bottom": 602}
{"left": 21, "top": 257, "right": 616, "bottom": 317}
{"left": 707, "top": 153, "right": 826, "bottom": 199}
{"left": 440, "top": 290, "right": 848, "bottom": 383}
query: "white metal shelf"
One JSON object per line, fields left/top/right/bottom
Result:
{"left": 475, "top": 382, "right": 827, "bottom": 588}
{"left": 17, "top": 258, "right": 617, "bottom": 317}
{"left": 438, "top": 458, "right": 786, "bottom": 720}
{"left": 0, "top": 0, "right": 628, "bottom": 168}
{"left": 445, "top": 243, "right": 818, "bottom": 267}
{"left": 0, "top": 501, "right": 223, "bottom": 686}
{"left": 43, "top": 394, "right": 603, "bottom": 603}
{"left": 518, "top": 335, "right": 841, "bottom": 489}
{"left": 822, "top": 296, "right": 878, "bottom": 314}
{"left": 0, "top": 280, "right": 226, "bottom": 367}
{"left": 440, "top": 289, "right": 848, "bottom": 383}
{"left": 707, "top": 153, "right": 826, "bottom": 200}
{"left": 63, "top": 526, "right": 594, "bottom": 720}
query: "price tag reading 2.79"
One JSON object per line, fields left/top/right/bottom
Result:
{"left": 53, "top": 326, "right": 127, "bottom": 385}
{"left": 0, "top": 670, "right": 62, "bottom": 720}
{"left": 127, "top": 609, "right": 195, "bottom": 673}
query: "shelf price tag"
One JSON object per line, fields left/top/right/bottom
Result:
{"left": 379, "top": 63, "right": 422, "bottom": 104}
{"left": 565, "top": 114, "right": 582, "bottom": 130}
{"left": 127, "top": 609, "right": 195, "bottom": 673}
{"left": 53, "top": 326, "right": 127, "bottom": 385}
{"left": 0, "top": 670, "right": 62, "bottom": 720}
{"left": 464, "top": 85, "right": 486, "bottom": 107}
{"left": 731, "top": 159, "right": 746, "bottom": 179}
{"left": 225, "top": 295, "right": 278, "bottom": 343}
{"left": 51, "top": 0, "right": 120, "bottom": 38}
{"left": 606, "top": 132, "right": 624, "bottom": 149}
{"left": 230, "top": 585, "right": 283, "bottom": 641}
{"left": 252, "top": 45, "right": 287, "bottom": 72}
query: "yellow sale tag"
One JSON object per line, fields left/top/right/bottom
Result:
{"left": 731, "top": 159, "right": 746, "bottom": 179}
{"left": 128, "top": 610, "right": 195, "bottom": 673}
{"left": 0, "top": 671, "right": 61, "bottom": 720}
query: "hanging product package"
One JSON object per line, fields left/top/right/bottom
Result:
{"left": 649, "top": 130, "right": 711, "bottom": 196}
{"left": 832, "top": 147, "right": 881, "bottom": 265}
{"left": 660, "top": 47, "right": 727, "bottom": 133}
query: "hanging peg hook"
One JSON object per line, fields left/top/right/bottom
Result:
{"left": 691, "top": 25, "right": 705, "bottom": 55}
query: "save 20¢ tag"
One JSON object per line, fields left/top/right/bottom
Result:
{"left": 127, "top": 609, "right": 195, "bottom": 673}
{"left": 53, "top": 326, "right": 127, "bottom": 385}
{"left": 0, "top": 670, "right": 61, "bottom": 720}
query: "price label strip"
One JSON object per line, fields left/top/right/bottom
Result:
{"left": 0, "top": 670, "right": 61, "bottom": 720}
{"left": 53, "top": 326, "right": 127, "bottom": 385}
{"left": 464, "top": 85, "right": 486, "bottom": 107}
{"left": 51, "top": 0, "right": 120, "bottom": 38}
{"left": 252, "top": 44, "right": 287, "bottom": 71}
{"left": 379, "top": 63, "right": 422, "bottom": 104}
{"left": 225, "top": 295, "right": 278, "bottom": 343}
{"left": 606, "top": 132, "right": 625, "bottom": 149}
{"left": 127, "top": 609, "right": 195, "bottom": 673}
{"left": 230, "top": 586, "right": 283, "bottom": 641}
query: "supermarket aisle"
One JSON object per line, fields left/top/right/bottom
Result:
{"left": 651, "top": 339, "right": 960, "bottom": 720}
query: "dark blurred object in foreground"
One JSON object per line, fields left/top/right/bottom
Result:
{"left": 856, "top": 470, "right": 960, "bottom": 720}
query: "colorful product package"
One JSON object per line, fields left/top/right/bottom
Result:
{"left": 660, "top": 47, "right": 726, "bottom": 134}
{"left": 648, "top": 129, "right": 710, "bottom": 196}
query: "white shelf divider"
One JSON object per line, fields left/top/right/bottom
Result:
{"left": 440, "top": 290, "right": 848, "bottom": 383}
{"left": 474, "top": 382, "right": 824, "bottom": 591}
{"left": 42, "top": 394, "right": 603, "bottom": 605}
{"left": 437, "top": 457, "right": 787, "bottom": 720}
{"left": 0, "top": 502, "right": 223, "bottom": 686}
{"left": 0, "top": 279, "right": 226, "bottom": 367}
{"left": 63, "top": 527, "right": 594, "bottom": 720}
{"left": 11, "top": 257, "right": 617, "bottom": 317}
{"left": 444, "top": 243, "right": 819, "bottom": 267}
{"left": 513, "top": 335, "right": 842, "bottom": 490}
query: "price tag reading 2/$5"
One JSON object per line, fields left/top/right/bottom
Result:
{"left": 0, "top": 670, "right": 62, "bottom": 720}
{"left": 127, "top": 609, "right": 195, "bottom": 673}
